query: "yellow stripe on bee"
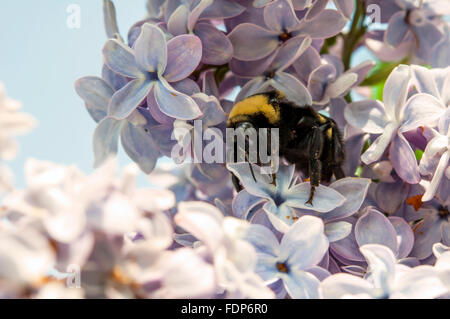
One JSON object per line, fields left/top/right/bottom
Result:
{"left": 327, "top": 128, "right": 333, "bottom": 139}
{"left": 228, "top": 95, "right": 280, "bottom": 125}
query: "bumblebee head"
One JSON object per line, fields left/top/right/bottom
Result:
{"left": 227, "top": 91, "right": 282, "bottom": 128}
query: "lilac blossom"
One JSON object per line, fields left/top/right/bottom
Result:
{"left": 166, "top": 0, "right": 238, "bottom": 65}
{"left": 103, "top": 23, "right": 202, "bottom": 120}
{"left": 228, "top": 0, "right": 346, "bottom": 62}
{"left": 321, "top": 244, "right": 447, "bottom": 298}
{"left": 345, "top": 65, "right": 442, "bottom": 184}
{"left": 174, "top": 201, "right": 274, "bottom": 298}
{"left": 330, "top": 208, "right": 416, "bottom": 266}
{"left": 244, "top": 215, "right": 329, "bottom": 298}
{"left": 75, "top": 76, "right": 160, "bottom": 173}
{"left": 227, "top": 163, "right": 345, "bottom": 232}
{"left": 383, "top": 0, "right": 448, "bottom": 63}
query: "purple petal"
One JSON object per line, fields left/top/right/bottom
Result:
{"left": 121, "top": 122, "right": 159, "bottom": 174}
{"left": 194, "top": 23, "right": 233, "bottom": 65}
{"left": 296, "top": 9, "right": 347, "bottom": 39}
{"left": 307, "top": 64, "right": 336, "bottom": 102}
{"left": 192, "top": 93, "right": 226, "bottom": 127}
{"left": 389, "top": 132, "right": 420, "bottom": 184}
{"left": 374, "top": 179, "right": 409, "bottom": 215}
{"left": 245, "top": 224, "right": 280, "bottom": 256}
{"left": 326, "top": 73, "right": 358, "bottom": 100}
{"left": 228, "top": 23, "right": 279, "bottom": 61}
{"left": 235, "top": 77, "right": 268, "bottom": 102}
{"left": 389, "top": 216, "right": 414, "bottom": 259}
{"left": 154, "top": 78, "right": 202, "bottom": 120}
{"left": 200, "top": 0, "right": 245, "bottom": 20}
{"left": 411, "top": 213, "right": 443, "bottom": 260}
{"left": 229, "top": 52, "right": 277, "bottom": 77}
{"left": 103, "top": 39, "right": 141, "bottom": 78}
{"left": 325, "top": 221, "right": 352, "bottom": 242}
{"left": 93, "top": 117, "right": 121, "bottom": 167}
{"left": 330, "top": 223, "right": 365, "bottom": 262}
{"left": 413, "top": 22, "right": 444, "bottom": 62}
{"left": 422, "top": 150, "right": 449, "bottom": 202}
{"left": 334, "top": 0, "right": 354, "bottom": 19}
{"left": 102, "top": 64, "right": 128, "bottom": 92}
{"left": 284, "top": 183, "right": 346, "bottom": 213}
{"left": 175, "top": 201, "right": 224, "bottom": 252}
{"left": 324, "top": 178, "right": 371, "bottom": 222}
{"left": 283, "top": 270, "right": 320, "bottom": 299}
{"left": 282, "top": 216, "right": 328, "bottom": 269}
{"left": 187, "top": 0, "right": 213, "bottom": 31}
{"left": 270, "top": 36, "right": 311, "bottom": 72}
{"left": 400, "top": 94, "right": 444, "bottom": 132}
{"left": 134, "top": 23, "right": 167, "bottom": 73}
{"left": 171, "top": 78, "right": 201, "bottom": 96}
{"left": 320, "top": 273, "right": 372, "bottom": 298}
{"left": 271, "top": 72, "right": 312, "bottom": 106}
{"left": 355, "top": 209, "right": 398, "bottom": 254}
{"left": 108, "top": 79, "right": 153, "bottom": 119}
{"left": 385, "top": 11, "right": 409, "bottom": 46}
{"left": 383, "top": 65, "right": 411, "bottom": 121}
{"left": 292, "top": 47, "right": 322, "bottom": 84}
{"left": 167, "top": 4, "right": 189, "bottom": 36}
{"left": 411, "top": 65, "right": 440, "bottom": 96}
{"left": 233, "top": 190, "right": 266, "bottom": 220}
{"left": 103, "top": 0, "right": 120, "bottom": 38}
{"left": 347, "top": 60, "right": 375, "bottom": 87}
{"left": 263, "top": 0, "right": 300, "bottom": 32}
{"left": 147, "top": 89, "right": 176, "bottom": 125}
{"left": 263, "top": 202, "right": 295, "bottom": 232}
{"left": 164, "top": 34, "right": 202, "bottom": 82}
{"left": 74, "top": 76, "right": 113, "bottom": 122}
{"left": 305, "top": 0, "right": 328, "bottom": 20}
{"left": 226, "top": 163, "right": 276, "bottom": 199}
{"left": 361, "top": 122, "right": 397, "bottom": 164}
{"left": 345, "top": 100, "right": 389, "bottom": 134}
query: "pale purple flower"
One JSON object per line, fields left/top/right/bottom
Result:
{"left": 175, "top": 201, "right": 275, "bottom": 298}
{"left": 304, "top": 55, "right": 374, "bottom": 106}
{"left": 227, "top": 164, "right": 346, "bottom": 232}
{"left": 244, "top": 215, "right": 329, "bottom": 298}
{"left": 0, "top": 226, "right": 55, "bottom": 298}
{"left": 0, "top": 83, "right": 36, "bottom": 161}
{"left": 330, "top": 208, "right": 415, "bottom": 265}
{"left": 321, "top": 243, "right": 447, "bottom": 299}
{"left": 228, "top": 0, "right": 346, "bottom": 62}
{"left": 234, "top": 36, "right": 313, "bottom": 104}
{"left": 410, "top": 200, "right": 449, "bottom": 260}
{"left": 166, "top": 0, "right": 240, "bottom": 65}
{"left": 345, "top": 65, "right": 440, "bottom": 184}
{"left": 75, "top": 75, "right": 161, "bottom": 173}
{"left": 383, "top": 0, "right": 448, "bottom": 63}
{"left": 253, "top": 0, "right": 354, "bottom": 20}
{"left": 419, "top": 111, "right": 449, "bottom": 202}
{"left": 103, "top": 23, "right": 202, "bottom": 120}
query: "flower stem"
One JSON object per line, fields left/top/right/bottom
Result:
{"left": 342, "top": 0, "right": 367, "bottom": 71}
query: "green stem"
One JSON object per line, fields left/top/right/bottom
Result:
{"left": 342, "top": 0, "right": 367, "bottom": 71}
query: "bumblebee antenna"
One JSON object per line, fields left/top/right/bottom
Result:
{"left": 245, "top": 152, "right": 257, "bottom": 183}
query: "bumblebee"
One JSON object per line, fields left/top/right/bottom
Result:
{"left": 227, "top": 91, "right": 345, "bottom": 205}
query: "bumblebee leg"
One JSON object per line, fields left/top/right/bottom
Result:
{"left": 232, "top": 173, "right": 243, "bottom": 192}
{"left": 306, "top": 126, "right": 324, "bottom": 206}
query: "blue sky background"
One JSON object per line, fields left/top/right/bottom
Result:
{"left": 0, "top": 1, "right": 373, "bottom": 187}
{"left": 0, "top": 1, "right": 147, "bottom": 187}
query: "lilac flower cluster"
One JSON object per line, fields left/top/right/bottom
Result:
{"left": 0, "top": 0, "right": 448, "bottom": 299}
